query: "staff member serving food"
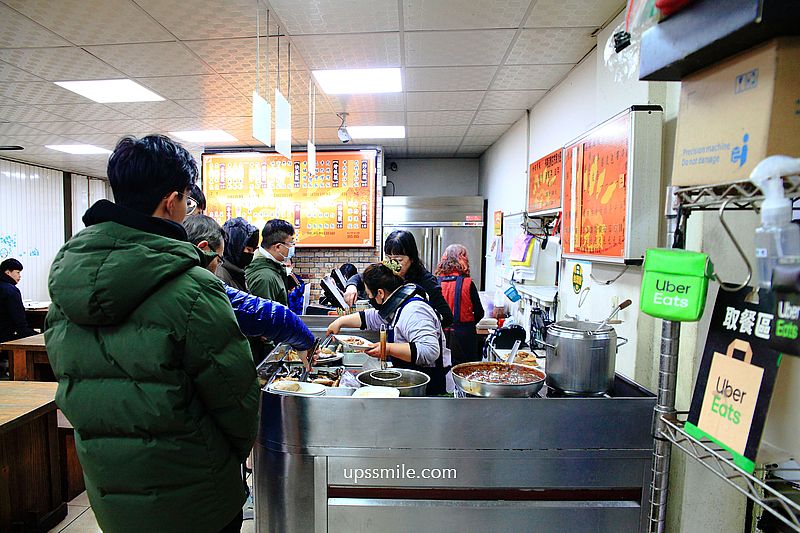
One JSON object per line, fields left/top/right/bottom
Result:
{"left": 327, "top": 262, "right": 453, "bottom": 395}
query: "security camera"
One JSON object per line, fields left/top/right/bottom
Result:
{"left": 337, "top": 113, "right": 351, "bottom": 144}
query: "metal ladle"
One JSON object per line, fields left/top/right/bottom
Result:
{"left": 591, "top": 299, "right": 632, "bottom": 334}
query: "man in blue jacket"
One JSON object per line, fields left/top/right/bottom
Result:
{"left": 0, "top": 258, "right": 37, "bottom": 343}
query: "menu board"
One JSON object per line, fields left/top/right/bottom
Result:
{"left": 202, "top": 151, "right": 376, "bottom": 247}
{"left": 527, "top": 149, "right": 562, "bottom": 213}
{"left": 561, "top": 113, "right": 629, "bottom": 259}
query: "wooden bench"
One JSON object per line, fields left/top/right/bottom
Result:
{"left": 57, "top": 411, "right": 85, "bottom": 502}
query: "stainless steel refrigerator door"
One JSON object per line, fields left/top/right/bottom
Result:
{"left": 382, "top": 226, "right": 433, "bottom": 273}
{"left": 434, "top": 226, "right": 484, "bottom": 289}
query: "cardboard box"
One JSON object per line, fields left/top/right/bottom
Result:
{"left": 672, "top": 37, "right": 800, "bottom": 186}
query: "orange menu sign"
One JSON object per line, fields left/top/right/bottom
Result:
{"left": 562, "top": 113, "right": 629, "bottom": 259}
{"left": 527, "top": 149, "right": 562, "bottom": 212}
{"left": 202, "top": 151, "right": 376, "bottom": 247}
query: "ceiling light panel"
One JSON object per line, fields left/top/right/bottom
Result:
{"left": 405, "top": 30, "right": 516, "bottom": 67}
{"left": 347, "top": 126, "right": 405, "bottom": 139}
{"left": 313, "top": 68, "right": 401, "bottom": 94}
{"left": 168, "top": 130, "right": 237, "bottom": 142}
{"left": 268, "top": 0, "right": 399, "bottom": 34}
{"left": 54, "top": 79, "right": 164, "bottom": 103}
{"left": 46, "top": 144, "right": 112, "bottom": 154}
{"left": 404, "top": 0, "right": 530, "bottom": 30}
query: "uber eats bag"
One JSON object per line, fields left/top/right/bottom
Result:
{"left": 640, "top": 248, "right": 714, "bottom": 321}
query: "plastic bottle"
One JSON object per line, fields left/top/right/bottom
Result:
{"left": 750, "top": 156, "right": 800, "bottom": 289}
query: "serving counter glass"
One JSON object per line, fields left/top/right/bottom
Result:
{"left": 254, "top": 368, "right": 657, "bottom": 533}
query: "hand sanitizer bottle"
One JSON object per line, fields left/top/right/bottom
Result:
{"left": 750, "top": 156, "right": 800, "bottom": 289}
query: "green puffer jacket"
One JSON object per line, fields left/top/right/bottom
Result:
{"left": 45, "top": 201, "right": 259, "bottom": 533}
{"left": 245, "top": 252, "right": 288, "bottom": 306}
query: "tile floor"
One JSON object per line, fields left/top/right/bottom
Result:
{"left": 49, "top": 482, "right": 256, "bottom": 532}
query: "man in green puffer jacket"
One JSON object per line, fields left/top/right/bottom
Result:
{"left": 45, "top": 135, "right": 258, "bottom": 533}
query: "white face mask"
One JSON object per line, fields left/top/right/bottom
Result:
{"left": 285, "top": 266, "right": 293, "bottom": 276}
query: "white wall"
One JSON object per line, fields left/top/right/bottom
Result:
{"left": 385, "top": 158, "right": 479, "bottom": 197}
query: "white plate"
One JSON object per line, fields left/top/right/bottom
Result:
{"left": 352, "top": 386, "right": 400, "bottom": 398}
{"left": 267, "top": 382, "right": 327, "bottom": 396}
{"left": 334, "top": 335, "right": 373, "bottom": 352}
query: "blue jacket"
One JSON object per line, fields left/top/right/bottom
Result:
{"left": 0, "top": 273, "right": 36, "bottom": 343}
{"left": 225, "top": 286, "right": 314, "bottom": 350}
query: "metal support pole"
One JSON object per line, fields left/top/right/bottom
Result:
{"left": 648, "top": 186, "right": 683, "bottom": 533}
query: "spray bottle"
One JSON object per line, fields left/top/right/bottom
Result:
{"left": 750, "top": 155, "right": 800, "bottom": 289}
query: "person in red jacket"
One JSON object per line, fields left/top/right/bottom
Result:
{"left": 434, "top": 244, "right": 484, "bottom": 365}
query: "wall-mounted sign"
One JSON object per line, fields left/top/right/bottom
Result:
{"left": 561, "top": 106, "right": 663, "bottom": 263}
{"left": 202, "top": 150, "right": 376, "bottom": 247}
{"left": 494, "top": 210, "right": 503, "bottom": 236}
{"left": 527, "top": 149, "right": 562, "bottom": 213}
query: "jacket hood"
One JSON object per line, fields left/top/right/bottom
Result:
{"left": 49, "top": 200, "right": 202, "bottom": 326}
{"left": 222, "top": 217, "right": 259, "bottom": 268}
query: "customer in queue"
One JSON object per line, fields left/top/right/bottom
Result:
{"left": 183, "top": 214, "right": 314, "bottom": 354}
{"left": 328, "top": 262, "right": 454, "bottom": 395}
{"left": 217, "top": 217, "right": 260, "bottom": 292}
{"left": 0, "top": 258, "right": 37, "bottom": 343}
{"left": 434, "top": 244, "right": 485, "bottom": 365}
{"left": 343, "top": 230, "right": 454, "bottom": 328}
{"left": 188, "top": 183, "right": 206, "bottom": 215}
{"left": 245, "top": 218, "right": 294, "bottom": 306}
{"left": 45, "top": 134, "right": 258, "bottom": 533}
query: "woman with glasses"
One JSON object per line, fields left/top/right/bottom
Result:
{"left": 343, "top": 230, "right": 454, "bottom": 328}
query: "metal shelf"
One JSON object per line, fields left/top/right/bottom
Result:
{"left": 659, "top": 414, "right": 800, "bottom": 532}
{"left": 674, "top": 175, "right": 800, "bottom": 211}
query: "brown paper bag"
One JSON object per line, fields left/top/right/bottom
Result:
{"left": 697, "top": 339, "right": 763, "bottom": 454}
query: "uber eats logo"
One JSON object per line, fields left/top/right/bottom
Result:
{"left": 653, "top": 278, "right": 691, "bottom": 308}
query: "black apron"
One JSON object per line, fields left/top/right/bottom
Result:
{"left": 387, "top": 296, "right": 449, "bottom": 396}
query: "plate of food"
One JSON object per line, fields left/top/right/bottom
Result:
{"left": 334, "top": 335, "right": 373, "bottom": 352}
{"left": 499, "top": 350, "right": 541, "bottom": 368}
{"left": 267, "top": 380, "right": 327, "bottom": 396}
{"left": 313, "top": 345, "right": 344, "bottom": 364}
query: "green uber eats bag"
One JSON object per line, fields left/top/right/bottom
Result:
{"left": 640, "top": 248, "right": 715, "bottom": 322}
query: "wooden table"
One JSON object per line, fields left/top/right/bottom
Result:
{"left": 0, "top": 333, "right": 53, "bottom": 381}
{"left": 24, "top": 305, "right": 49, "bottom": 332}
{"left": 0, "top": 381, "right": 66, "bottom": 531}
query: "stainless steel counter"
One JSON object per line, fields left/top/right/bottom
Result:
{"left": 254, "top": 375, "right": 656, "bottom": 533}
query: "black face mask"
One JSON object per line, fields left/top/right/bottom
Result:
{"left": 369, "top": 296, "right": 383, "bottom": 311}
{"left": 239, "top": 252, "right": 254, "bottom": 267}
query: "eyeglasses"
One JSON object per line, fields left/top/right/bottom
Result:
{"left": 212, "top": 253, "right": 224, "bottom": 265}
{"left": 274, "top": 240, "right": 296, "bottom": 248}
{"left": 185, "top": 195, "right": 199, "bottom": 215}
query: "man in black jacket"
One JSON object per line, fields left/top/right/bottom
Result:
{"left": 0, "top": 258, "right": 37, "bottom": 343}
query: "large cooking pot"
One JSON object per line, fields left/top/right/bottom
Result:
{"left": 451, "top": 362, "right": 546, "bottom": 398}
{"left": 356, "top": 369, "right": 429, "bottom": 396}
{"left": 536, "top": 320, "right": 628, "bottom": 395}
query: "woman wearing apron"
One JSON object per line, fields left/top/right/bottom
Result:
{"left": 327, "top": 263, "right": 454, "bottom": 395}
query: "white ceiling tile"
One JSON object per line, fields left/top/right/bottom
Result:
{"left": 0, "top": 47, "right": 123, "bottom": 81}
{"left": 0, "top": 105, "right": 67, "bottom": 122}
{"left": 406, "top": 91, "right": 484, "bottom": 111}
{"left": 326, "top": 93, "right": 405, "bottom": 113}
{"left": 406, "top": 110, "right": 475, "bottom": 126}
{"left": 0, "top": 123, "right": 49, "bottom": 136}
{"left": 527, "top": 0, "right": 624, "bottom": 28}
{"left": 0, "top": 81, "right": 88, "bottom": 105}
{"left": 37, "top": 103, "right": 132, "bottom": 122}
{"left": 407, "top": 125, "right": 468, "bottom": 137}
{"left": 0, "top": 60, "right": 46, "bottom": 82}
{"left": 458, "top": 144, "right": 491, "bottom": 153}
{"left": 491, "top": 64, "right": 573, "bottom": 90}
{"left": 106, "top": 100, "right": 197, "bottom": 120}
{"left": 466, "top": 124, "right": 511, "bottom": 137}
{"left": 20, "top": 122, "right": 103, "bottom": 135}
{"left": 79, "top": 119, "right": 155, "bottom": 134}
{"left": 3, "top": 0, "right": 173, "bottom": 45}
{"left": 404, "top": 0, "right": 530, "bottom": 30}
{"left": 405, "top": 30, "right": 515, "bottom": 67}
{"left": 407, "top": 147, "right": 457, "bottom": 157}
{"left": 473, "top": 108, "right": 525, "bottom": 124}
{"left": 65, "top": 133, "right": 124, "bottom": 147}
{"left": 269, "top": 0, "right": 399, "bottom": 34}
{"left": 346, "top": 111, "right": 406, "bottom": 126}
{"left": 383, "top": 146, "right": 407, "bottom": 157}
{"left": 506, "top": 28, "right": 596, "bottom": 65}
{"left": 462, "top": 134, "right": 501, "bottom": 145}
{"left": 481, "top": 90, "right": 546, "bottom": 109}
{"left": 405, "top": 66, "right": 495, "bottom": 91}
{"left": 175, "top": 97, "right": 252, "bottom": 117}
{"left": 0, "top": 3, "right": 71, "bottom": 48}
{"left": 134, "top": 0, "right": 265, "bottom": 40}
{"left": 137, "top": 75, "right": 244, "bottom": 101}
{"left": 407, "top": 136, "right": 463, "bottom": 148}
{"left": 185, "top": 37, "right": 306, "bottom": 75}
{"left": 85, "top": 43, "right": 214, "bottom": 78}
{"left": 290, "top": 33, "right": 400, "bottom": 70}
{"left": 0, "top": 133, "right": 77, "bottom": 146}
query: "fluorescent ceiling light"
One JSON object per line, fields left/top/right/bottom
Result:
{"left": 54, "top": 79, "right": 164, "bottom": 103}
{"left": 347, "top": 126, "right": 405, "bottom": 139}
{"left": 312, "top": 68, "right": 401, "bottom": 94}
{"left": 46, "top": 144, "right": 112, "bottom": 155}
{"left": 169, "top": 130, "right": 238, "bottom": 143}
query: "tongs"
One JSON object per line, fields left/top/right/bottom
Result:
{"left": 299, "top": 336, "right": 323, "bottom": 382}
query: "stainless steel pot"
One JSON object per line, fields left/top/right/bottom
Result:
{"left": 451, "top": 362, "right": 546, "bottom": 398}
{"left": 356, "top": 369, "right": 429, "bottom": 397}
{"left": 536, "top": 320, "right": 628, "bottom": 395}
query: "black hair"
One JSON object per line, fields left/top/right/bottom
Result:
{"left": 384, "top": 230, "right": 424, "bottom": 278}
{"left": 107, "top": 134, "right": 197, "bottom": 214}
{"left": 1, "top": 258, "right": 23, "bottom": 272}
{"left": 362, "top": 263, "right": 404, "bottom": 295}
{"left": 339, "top": 263, "right": 357, "bottom": 279}
{"left": 188, "top": 183, "right": 206, "bottom": 210}
{"left": 261, "top": 218, "right": 295, "bottom": 247}
{"left": 183, "top": 214, "right": 226, "bottom": 251}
